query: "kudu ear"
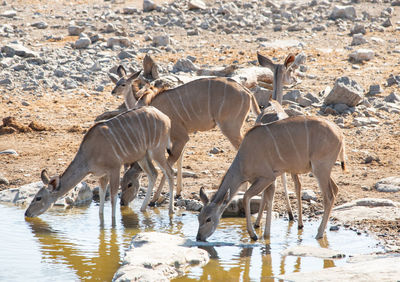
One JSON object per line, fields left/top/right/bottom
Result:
{"left": 117, "top": 65, "right": 127, "bottom": 77}
{"left": 41, "top": 169, "right": 50, "bottom": 185}
{"left": 284, "top": 53, "right": 296, "bottom": 69}
{"left": 257, "top": 52, "right": 275, "bottom": 71}
{"left": 199, "top": 187, "right": 209, "bottom": 205}
{"left": 108, "top": 73, "right": 119, "bottom": 84}
{"left": 127, "top": 70, "right": 142, "bottom": 82}
{"left": 48, "top": 176, "right": 60, "bottom": 192}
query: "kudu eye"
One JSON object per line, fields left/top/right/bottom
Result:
{"left": 36, "top": 196, "right": 42, "bottom": 201}
{"left": 206, "top": 217, "right": 211, "bottom": 223}
{"left": 127, "top": 183, "right": 133, "bottom": 188}
{"left": 121, "top": 83, "right": 126, "bottom": 87}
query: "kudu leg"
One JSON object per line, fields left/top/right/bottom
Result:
{"left": 263, "top": 181, "right": 276, "bottom": 239}
{"left": 109, "top": 169, "right": 121, "bottom": 219}
{"left": 150, "top": 133, "right": 188, "bottom": 205}
{"left": 243, "top": 177, "right": 275, "bottom": 241}
{"left": 98, "top": 175, "right": 109, "bottom": 215}
{"left": 282, "top": 173, "right": 294, "bottom": 221}
{"left": 254, "top": 179, "right": 276, "bottom": 228}
{"left": 152, "top": 147, "right": 175, "bottom": 215}
{"left": 138, "top": 155, "right": 158, "bottom": 212}
{"left": 313, "top": 165, "right": 338, "bottom": 239}
{"left": 291, "top": 174, "right": 303, "bottom": 229}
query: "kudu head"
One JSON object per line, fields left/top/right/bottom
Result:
{"left": 25, "top": 170, "right": 60, "bottom": 217}
{"left": 257, "top": 52, "right": 296, "bottom": 104}
{"left": 120, "top": 163, "right": 143, "bottom": 206}
{"left": 110, "top": 65, "right": 142, "bottom": 98}
{"left": 196, "top": 187, "right": 230, "bottom": 241}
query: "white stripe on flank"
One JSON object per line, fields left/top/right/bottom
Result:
{"left": 208, "top": 80, "right": 212, "bottom": 120}
{"left": 265, "top": 126, "right": 285, "bottom": 163}
{"left": 218, "top": 83, "right": 227, "bottom": 118}
{"left": 284, "top": 124, "right": 302, "bottom": 163}
{"left": 179, "top": 92, "right": 191, "bottom": 122}
{"left": 99, "top": 128, "right": 123, "bottom": 163}
{"left": 303, "top": 116, "right": 310, "bottom": 157}
{"left": 128, "top": 114, "right": 143, "bottom": 151}
{"left": 166, "top": 93, "right": 186, "bottom": 123}
{"left": 152, "top": 115, "right": 157, "bottom": 147}
{"left": 185, "top": 85, "right": 201, "bottom": 121}
{"left": 121, "top": 116, "right": 139, "bottom": 153}
{"left": 234, "top": 92, "right": 245, "bottom": 120}
{"left": 108, "top": 124, "right": 128, "bottom": 158}
{"left": 116, "top": 117, "right": 136, "bottom": 153}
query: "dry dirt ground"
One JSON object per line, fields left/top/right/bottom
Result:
{"left": 1, "top": 0, "right": 399, "bottom": 249}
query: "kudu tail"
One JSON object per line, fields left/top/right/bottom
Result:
{"left": 250, "top": 92, "right": 261, "bottom": 116}
{"left": 339, "top": 142, "right": 346, "bottom": 171}
{"left": 166, "top": 136, "right": 172, "bottom": 157}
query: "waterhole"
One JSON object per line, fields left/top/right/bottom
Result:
{"left": 0, "top": 200, "right": 383, "bottom": 281}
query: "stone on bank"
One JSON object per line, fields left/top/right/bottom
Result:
{"left": 113, "top": 232, "right": 209, "bottom": 282}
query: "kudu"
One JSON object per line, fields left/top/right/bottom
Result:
{"left": 196, "top": 115, "right": 346, "bottom": 241}
{"left": 255, "top": 52, "right": 304, "bottom": 229}
{"left": 25, "top": 106, "right": 175, "bottom": 219}
{"left": 113, "top": 73, "right": 261, "bottom": 206}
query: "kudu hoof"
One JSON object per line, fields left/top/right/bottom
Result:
{"left": 174, "top": 194, "right": 182, "bottom": 200}
{"left": 254, "top": 224, "right": 260, "bottom": 229}
{"left": 148, "top": 201, "right": 156, "bottom": 207}
{"left": 298, "top": 224, "right": 304, "bottom": 230}
{"left": 250, "top": 234, "right": 258, "bottom": 241}
{"left": 288, "top": 213, "right": 294, "bottom": 221}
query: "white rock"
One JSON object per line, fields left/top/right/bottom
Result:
{"left": 1, "top": 43, "right": 38, "bottom": 58}
{"left": 143, "top": 0, "right": 158, "bottom": 12}
{"left": 324, "top": 76, "right": 364, "bottom": 107}
{"left": 188, "top": 0, "right": 207, "bottom": 10}
{"left": 68, "top": 25, "right": 84, "bottom": 36}
{"left": 281, "top": 245, "right": 345, "bottom": 259}
{"left": 353, "top": 117, "right": 379, "bottom": 127}
{"left": 375, "top": 176, "right": 400, "bottom": 192}
{"left": 153, "top": 34, "right": 170, "bottom": 47}
{"left": 279, "top": 256, "right": 400, "bottom": 281}
{"left": 330, "top": 5, "right": 356, "bottom": 20}
{"left": 113, "top": 232, "right": 209, "bottom": 281}
{"left": 349, "top": 49, "right": 375, "bottom": 62}
{"left": 107, "top": 37, "right": 131, "bottom": 48}
{"left": 74, "top": 37, "right": 91, "bottom": 49}
{"left": 0, "top": 10, "right": 16, "bottom": 18}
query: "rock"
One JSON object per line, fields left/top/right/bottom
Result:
{"left": 386, "top": 74, "right": 400, "bottom": 87}
{"left": 173, "top": 58, "right": 198, "bottom": 72}
{"left": 188, "top": 0, "right": 206, "bottom": 10}
{"left": 113, "top": 232, "right": 209, "bottom": 281}
{"left": 74, "top": 36, "right": 91, "bottom": 49}
{"left": 223, "top": 191, "right": 262, "bottom": 217}
{"left": 350, "top": 24, "right": 366, "bottom": 35}
{"left": 123, "top": 7, "right": 138, "bottom": 14}
{"left": 175, "top": 198, "right": 203, "bottom": 211}
{"left": 0, "top": 173, "right": 8, "bottom": 185}
{"left": 68, "top": 25, "right": 84, "bottom": 36}
{"left": 106, "top": 37, "right": 130, "bottom": 48}
{"left": 332, "top": 198, "right": 400, "bottom": 222}
{"left": 330, "top": 5, "right": 356, "bottom": 20}
{"left": 1, "top": 43, "right": 38, "bottom": 58}
{"left": 281, "top": 245, "right": 345, "bottom": 259}
{"left": 0, "top": 149, "right": 18, "bottom": 156}
{"left": 0, "top": 181, "right": 92, "bottom": 206}
{"left": 368, "top": 84, "right": 381, "bottom": 95}
{"left": 375, "top": 177, "right": 400, "bottom": 192}
{"left": 334, "top": 103, "right": 350, "bottom": 114}
{"left": 283, "top": 90, "right": 301, "bottom": 103}
{"left": 209, "top": 147, "right": 223, "bottom": 154}
{"left": 253, "top": 86, "right": 272, "bottom": 108}
{"left": 153, "top": 34, "right": 170, "bottom": 47}
{"left": 298, "top": 96, "right": 312, "bottom": 107}
{"left": 349, "top": 49, "right": 374, "bottom": 63}
{"left": 279, "top": 256, "right": 400, "bottom": 281}
{"left": 351, "top": 34, "right": 367, "bottom": 46}
{"left": 0, "top": 78, "right": 12, "bottom": 85}
{"left": 31, "top": 21, "right": 48, "bottom": 29}
{"left": 353, "top": 117, "right": 379, "bottom": 127}
{"left": 0, "top": 10, "right": 16, "bottom": 18}
{"left": 384, "top": 92, "right": 400, "bottom": 103}
{"left": 301, "top": 190, "right": 317, "bottom": 201}
{"left": 143, "top": 0, "right": 158, "bottom": 12}
{"left": 324, "top": 77, "right": 364, "bottom": 107}
{"left": 382, "top": 18, "right": 392, "bottom": 28}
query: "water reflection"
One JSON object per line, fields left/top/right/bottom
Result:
{"left": 0, "top": 202, "right": 384, "bottom": 282}
{"left": 26, "top": 217, "right": 120, "bottom": 280}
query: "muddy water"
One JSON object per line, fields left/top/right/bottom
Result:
{"left": 0, "top": 200, "right": 383, "bottom": 281}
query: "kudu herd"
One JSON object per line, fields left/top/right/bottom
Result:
{"left": 26, "top": 52, "right": 347, "bottom": 241}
